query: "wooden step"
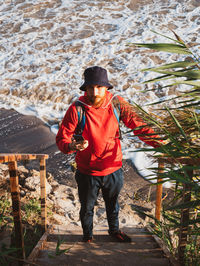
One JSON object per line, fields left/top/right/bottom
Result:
{"left": 33, "top": 225, "right": 171, "bottom": 266}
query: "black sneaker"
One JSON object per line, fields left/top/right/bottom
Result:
{"left": 109, "top": 230, "right": 132, "bottom": 243}
{"left": 82, "top": 236, "right": 93, "bottom": 243}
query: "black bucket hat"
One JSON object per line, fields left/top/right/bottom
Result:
{"left": 79, "top": 66, "right": 113, "bottom": 91}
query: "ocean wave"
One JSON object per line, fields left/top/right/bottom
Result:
{"left": 0, "top": 0, "right": 199, "bottom": 123}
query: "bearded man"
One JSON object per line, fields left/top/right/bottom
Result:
{"left": 56, "top": 66, "right": 161, "bottom": 242}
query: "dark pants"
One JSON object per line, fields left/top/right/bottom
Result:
{"left": 75, "top": 168, "right": 123, "bottom": 238}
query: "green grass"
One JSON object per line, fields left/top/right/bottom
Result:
{"left": 0, "top": 194, "right": 13, "bottom": 231}
{"left": 0, "top": 194, "right": 45, "bottom": 263}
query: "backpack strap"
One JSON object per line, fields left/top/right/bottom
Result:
{"left": 111, "top": 96, "right": 122, "bottom": 139}
{"left": 74, "top": 101, "right": 85, "bottom": 136}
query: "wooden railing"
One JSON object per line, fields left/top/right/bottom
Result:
{"left": 155, "top": 156, "right": 200, "bottom": 265}
{"left": 0, "top": 153, "right": 48, "bottom": 264}
{"left": 1, "top": 153, "right": 199, "bottom": 265}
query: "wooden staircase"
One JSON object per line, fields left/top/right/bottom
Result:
{"left": 0, "top": 152, "right": 179, "bottom": 265}
{"left": 32, "top": 225, "right": 172, "bottom": 266}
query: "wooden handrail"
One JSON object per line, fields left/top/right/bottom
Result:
{"left": 155, "top": 160, "right": 164, "bottom": 222}
{"left": 0, "top": 153, "right": 48, "bottom": 163}
{"left": 0, "top": 153, "right": 48, "bottom": 265}
{"left": 155, "top": 156, "right": 200, "bottom": 265}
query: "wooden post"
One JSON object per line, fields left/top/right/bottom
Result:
{"left": 178, "top": 168, "right": 193, "bottom": 265}
{"left": 40, "top": 158, "right": 47, "bottom": 232}
{"left": 155, "top": 160, "right": 164, "bottom": 222}
{"left": 8, "top": 161, "right": 25, "bottom": 265}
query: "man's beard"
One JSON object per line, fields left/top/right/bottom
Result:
{"left": 88, "top": 95, "right": 106, "bottom": 107}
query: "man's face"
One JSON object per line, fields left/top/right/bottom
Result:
{"left": 86, "top": 85, "right": 108, "bottom": 107}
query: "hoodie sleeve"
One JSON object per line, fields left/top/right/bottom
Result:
{"left": 56, "top": 103, "right": 78, "bottom": 154}
{"left": 117, "top": 96, "right": 162, "bottom": 148}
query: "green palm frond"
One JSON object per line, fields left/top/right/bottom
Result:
{"left": 131, "top": 43, "right": 191, "bottom": 54}
{"left": 142, "top": 61, "right": 198, "bottom": 72}
{"left": 130, "top": 32, "right": 200, "bottom": 264}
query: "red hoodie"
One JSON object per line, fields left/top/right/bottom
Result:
{"left": 56, "top": 91, "right": 160, "bottom": 176}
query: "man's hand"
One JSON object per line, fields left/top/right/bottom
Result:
{"left": 69, "top": 139, "right": 89, "bottom": 151}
